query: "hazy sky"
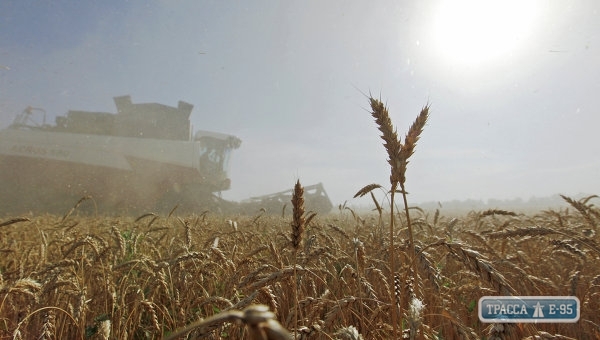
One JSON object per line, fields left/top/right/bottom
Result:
{"left": 1, "top": 1, "right": 599, "bottom": 207}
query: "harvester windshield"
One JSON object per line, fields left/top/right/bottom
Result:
{"left": 198, "top": 138, "right": 227, "bottom": 172}
{"left": 194, "top": 130, "right": 241, "bottom": 191}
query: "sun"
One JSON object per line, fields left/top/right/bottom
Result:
{"left": 430, "top": 0, "right": 540, "bottom": 68}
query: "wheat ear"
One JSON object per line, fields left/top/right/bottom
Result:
{"left": 291, "top": 180, "right": 305, "bottom": 250}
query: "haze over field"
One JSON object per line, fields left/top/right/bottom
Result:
{"left": 1, "top": 1, "right": 599, "bottom": 207}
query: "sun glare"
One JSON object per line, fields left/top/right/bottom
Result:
{"left": 431, "top": 0, "right": 539, "bottom": 68}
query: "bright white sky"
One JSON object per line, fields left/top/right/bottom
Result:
{"left": 1, "top": 1, "right": 599, "bottom": 207}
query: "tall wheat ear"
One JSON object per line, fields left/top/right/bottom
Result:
{"left": 356, "top": 96, "right": 429, "bottom": 339}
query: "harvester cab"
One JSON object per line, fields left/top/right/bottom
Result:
{"left": 10, "top": 106, "right": 48, "bottom": 129}
{"left": 193, "top": 130, "right": 242, "bottom": 192}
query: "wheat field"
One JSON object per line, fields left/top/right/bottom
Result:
{"left": 1, "top": 98, "right": 598, "bottom": 339}
{"left": 0, "top": 199, "right": 598, "bottom": 339}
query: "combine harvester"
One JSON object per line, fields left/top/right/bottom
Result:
{"left": 236, "top": 182, "right": 332, "bottom": 216}
{"left": 0, "top": 96, "right": 333, "bottom": 216}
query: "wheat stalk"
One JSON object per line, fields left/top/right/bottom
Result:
{"left": 0, "top": 217, "right": 30, "bottom": 228}
{"left": 290, "top": 179, "right": 305, "bottom": 338}
{"left": 365, "top": 96, "right": 429, "bottom": 337}
{"left": 61, "top": 195, "right": 94, "bottom": 221}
